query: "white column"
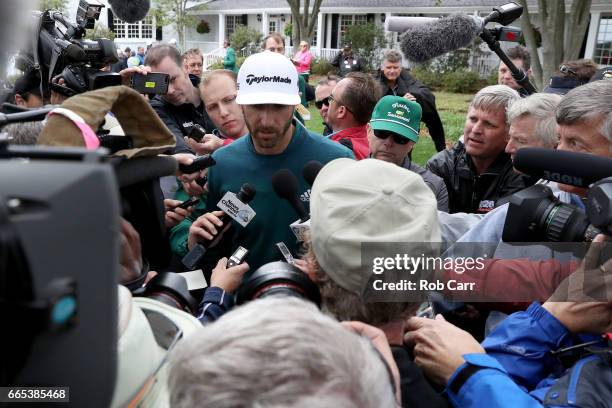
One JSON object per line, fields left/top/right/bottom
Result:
{"left": 262, "top": 11, "right": 269, "bottom": 35}
{"left": 584, "top": 11, "right": 601, "bottom": 60}
{"left": 316, "top": 12, "right": 324, "bottom": 52}
{"left": 218, "top": 13, "right": 225, "bottom": 48}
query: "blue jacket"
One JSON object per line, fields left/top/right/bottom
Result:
{"left": 446, "top": 303, "right": 611, "bottom": 408}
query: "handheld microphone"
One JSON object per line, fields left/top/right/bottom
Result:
{"left": 513, "top": 148, "right": 612, "bottom": 188}
{"left": 272, "top": 169, "right": 309, "bottom": 222}
{"left": 108, "top": 0, "right": 150, "bottom": 24}
{"left": 302, "top": 160, "right": 323, "bottom": 186}
{"left": 182, "top": 183, "right": 256, "bottom": 270}
{"left": 178, "top": 154, "right": 216, "bottom": 174}
{"left": 398, "top": 14, "right": 482, "bottom": 63}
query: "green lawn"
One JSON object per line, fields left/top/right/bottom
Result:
{"left": 304, "top": 91, "right": 471, "bottom": 166}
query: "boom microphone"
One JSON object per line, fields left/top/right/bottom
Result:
{"left": 384, "top": 16, "right": 437, "bottom": 32}
{"left": 108, "top": 0, "right": 150, "bottom": 24}
{"left": 398, "top": 14, "right": 482, "bottom": 63}
{"left": 272, "top": 169, "right": 309, "bottom": 222}
{"left": 513, "top": 148, "right": 612, "bottom": 188}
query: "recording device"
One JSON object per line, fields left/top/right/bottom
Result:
{"left": 16, "top": 1, "right": 120, "bottom": 97}
{"left": 276, "top": 242, "right": 296, "bottom": 265}
{"left": 182, "top": 183, "right": 257, "bottom": 270}
{"left": 178, "top": 154, "right": 216, "bottom": 174}
{"left": 272, "top": 169, "right": 309, "bottom": 222}
{"left": 0, "top": 144, "right": 119, "bottom": 406}
{"left": 502, "top": 180, "right": 612, "bottom": 243}
{"left": 227, "top": 246, "right": 249, "bottom": 268}
{"left": 196, "top": 176, "right": 208, "bottom": 187}
{"left": 236, "top": 261, "right": 321, "bottom": 307}
{"left": 130, "top": 72, "right": 170, "bottom": 95}
{"left": 108, "top": 0, "right": 151, "bottom": 23}
{"left": 174, "top": 196, "right": 199, "bottom": 210}
{"left": 389, "top": 2, "right": 536, "bottom": 94}
{"left": 303, "top": 160, "right": 323, "bottom": 186}
{"left": 188, "top": 124, "right": 207, "bottom": 142}
{"left": 514, "top": 148, "right": 612, "bottom": 189}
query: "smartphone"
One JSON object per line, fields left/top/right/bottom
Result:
{"left": 188, "top": 124, "right": 207, "bottom": 142}
{"left": 130, "top": 72, "right": 169, "bottom": 95}
{"left": 173, "top": 196, "right": 199, "bottom": 210}
{"left": 275, "top": 242, "right": 296, "bottom": 265}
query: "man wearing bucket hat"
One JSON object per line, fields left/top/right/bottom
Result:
{"left": 185, "top": 51, "right": 353, "bottom": 272}
{"left": 368, "top": 95, "right": 449, "bottom": 212}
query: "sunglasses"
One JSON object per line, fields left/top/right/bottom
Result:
{"left": 315, "top": 99, "right": 329, "bottom": 109}
{"left": 373, "top": 129, "right": 411, "bottom": 145}
{"left": 327, "top": 93, "right": 352, "bottom": 113}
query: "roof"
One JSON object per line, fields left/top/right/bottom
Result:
{"left": 190, "top": 0, "right": 611, "bottom": 12}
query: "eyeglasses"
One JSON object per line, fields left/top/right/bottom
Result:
{"left": 327, "top": 93, "right": 351, "bottom": 113}
{"left": 315, "top": 98, "right": 330, "bottom": 109}
{"left": 373, "top": 129, "right": 411, "bottom": 145}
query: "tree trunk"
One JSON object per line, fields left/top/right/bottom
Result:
{"left": 564, "top": 0, "right": 592, "bottom": 61}
{"left": 538, "top": 0, "right": 565, "bottom": 88}
{"left": 519, "top": 0, "right": 543, "bottom": 89}
{"left": 287, "top": 0, "right": 323, "bottom": 47}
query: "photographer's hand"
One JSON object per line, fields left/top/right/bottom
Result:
{"left": 187, "top": 210, "right": 226, "bottom": 250}
{"left": 210, "top": 257, "right": 249, "bottom": 293}
{"left": 119, "top": 65, "right": 152, "bottom": 86}
{"left": 404, "top": 314, "right": 484, "bottom": 385}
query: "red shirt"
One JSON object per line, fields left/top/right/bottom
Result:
{"left": 329, "top": 124, "right": 370, "bottom": 160}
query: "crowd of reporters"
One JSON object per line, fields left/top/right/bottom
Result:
{"left": 1, "top": 5, "right": 612, "bottom": 406}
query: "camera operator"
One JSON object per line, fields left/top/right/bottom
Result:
{"left": 121, "top": 44, "right": 215, "bottom": 154}
{"left": 9, "top": 70, "right": 45, "bottom": 109}
{"left": 303, "top": 158, "right": 450, "bottom": 408}
{"left": 497, "top": 46, "right": 532, "bottom": 97}
{"left": 168, "top": 296, "right": 400, "bottom": 407}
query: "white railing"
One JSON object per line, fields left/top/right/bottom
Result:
{"left": 202, "top": 47, "right": 226, "bottom": 69}
{"left": 186, "top": 41, "right": 220, "bottom": 54}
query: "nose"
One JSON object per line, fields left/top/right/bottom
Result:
{"left": 219, "top": 102, "right": 230, "bottom": 118}
{"left": 505, "top": 139, "right": 516, "bottom": 155}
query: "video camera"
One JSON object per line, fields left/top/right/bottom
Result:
{"left": 16, "top": 0, "right": 120, "bottom": 97}
{"left": 503, "top": 148, "right": 612, "bottom": 242}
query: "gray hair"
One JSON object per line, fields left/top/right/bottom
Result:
{"left": 470, "top": 85, "right": 521, "bottom": 125}
{"left": 556, "top": 80, "right": 612, "bottom": 142}
{"left": 2, "top": 121, "right": 44, "bottom": 145}
{"left": 507, "top": 93, "right": 562, "bottom": 147}
{"left": 168, "top": 297, "right": 396, "bottom": 408}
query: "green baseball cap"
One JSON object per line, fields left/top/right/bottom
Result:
{"left": 370, "top": 95, "right": 422, "bottom": 142}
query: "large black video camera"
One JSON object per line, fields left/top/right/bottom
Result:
{"left": 503, "top": 148, "right": 612, "bottom": 242}
{"left": 16, "top": 0, "right": 120, "bottom": 97}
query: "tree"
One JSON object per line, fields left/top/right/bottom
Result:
{"left": 37, "top": 0, "right": 68, "bottom": 12}
{"left": 153, "top": 0, "right": 202, "bottom": 50}
{"left": 343, "top": 23, "right": 388, "bottom": 71}
{"left": 518, "top": 0, "right": 592, "bottom": 89}
{"left": 230, "top": 25, "right": 263, "bottom": 54}
{"left": 286, "top": 0, "right": 323, "bottom": 46}
{"left": 85, "top": 22, "right": 116, "bottom": 41}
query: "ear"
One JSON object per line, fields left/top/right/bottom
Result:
{"left": 14, "top": 94, "right": 26, "bottom": 107}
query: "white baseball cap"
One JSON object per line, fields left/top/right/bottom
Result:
{"left": 236, "top": 51, "right": 300, "bottom": 105}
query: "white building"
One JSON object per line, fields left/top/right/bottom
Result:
{"left": 65, "top": 0, "right": 612, "bottom": 68}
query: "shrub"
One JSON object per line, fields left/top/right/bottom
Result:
{"left": 230, "top": 25, "right": 263, "bottom": 51}
{"left": 342, "top": 23, "right": 387, "bottom": 71}
{"left": 310, "top": 58, "right": 334, "bottom": 76}
{"left": 441, "top": 70, "right": 482, "bottom": 94}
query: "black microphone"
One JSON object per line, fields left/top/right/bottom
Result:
{"left": 178, "top": 154, "right": 216, "bottom": 174}
{"left": 272, "top": 169, "right": 309, "bottom": 222}
{"left": 181, "top": 183, "right": 256, "bottom": 270}
{"left": 513, "top": 148, "right": 612, "bottom": 188}
{"left": 108, "top": 0, "right": 150, "bottom": 24}
{"left": 398, "top": 14, "right": 482, "bottom": 63}
{"left": 302, "top": 160, "right": 323, "bottom": 186}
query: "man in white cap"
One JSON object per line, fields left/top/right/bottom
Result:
{"left": 186, "top": 51, "right": 354, "bottom": 272}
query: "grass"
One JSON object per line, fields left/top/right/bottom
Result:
{"left": 304, "top": 90, "right": 472, "bottom": 166}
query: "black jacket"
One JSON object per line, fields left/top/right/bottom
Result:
{"left": 427, "top": 142, "right": 532, "bottom": 214}
{"left": 150, "top": 95, "right": 215, "bottom": 154}
{"left": 377, "top": 69, "right": 446, "bottom": 152}
{"left": 331, "top": 52, "right": 364, "bottom": 76}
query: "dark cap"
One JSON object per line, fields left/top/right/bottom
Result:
{"left": 13, "top": 70, "right": 42, "bottom": 96}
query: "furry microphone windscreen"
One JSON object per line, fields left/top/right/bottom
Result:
{"left": 108, "top": 0, "right": 151, "bottom": 24}
{"left": 399, "top": 14, "right": 482, "bottom": 63}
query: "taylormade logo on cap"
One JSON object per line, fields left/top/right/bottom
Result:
{"left": 245, "top": 74, "right": 292, "bottom": 86}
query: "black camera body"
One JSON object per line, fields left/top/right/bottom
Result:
{"left": 503, "top": 178, "right": 612, "bottom": 242}
{"left": 16, "top": 1, "right": 120, "bottom": 96}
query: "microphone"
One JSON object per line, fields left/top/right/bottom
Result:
{"left": 302, "top": 160, "right": 323, "bottom": 186}
{"left": 108, "top": 0, "right": 150, "bottom": 24}
{"left": 177, "top": 154, "right": 216, "bottom": 174}
{"left": 182, "top": 183, "right": 256, "bottom": 270}
{"left": 513, "top": 148, "right": 612, "bottom": 188}
{"left": 272, "top": 169, "right": 309, "bottom": 222}
{"left": 398, "top": 14, "right": 482, "bottom": 63}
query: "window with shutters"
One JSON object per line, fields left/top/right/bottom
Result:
{"left": 112, "top": 15, "right": 155, "bottom": 39}
{"left": 594, "top": 14, "right": 612, "bottom": 65}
